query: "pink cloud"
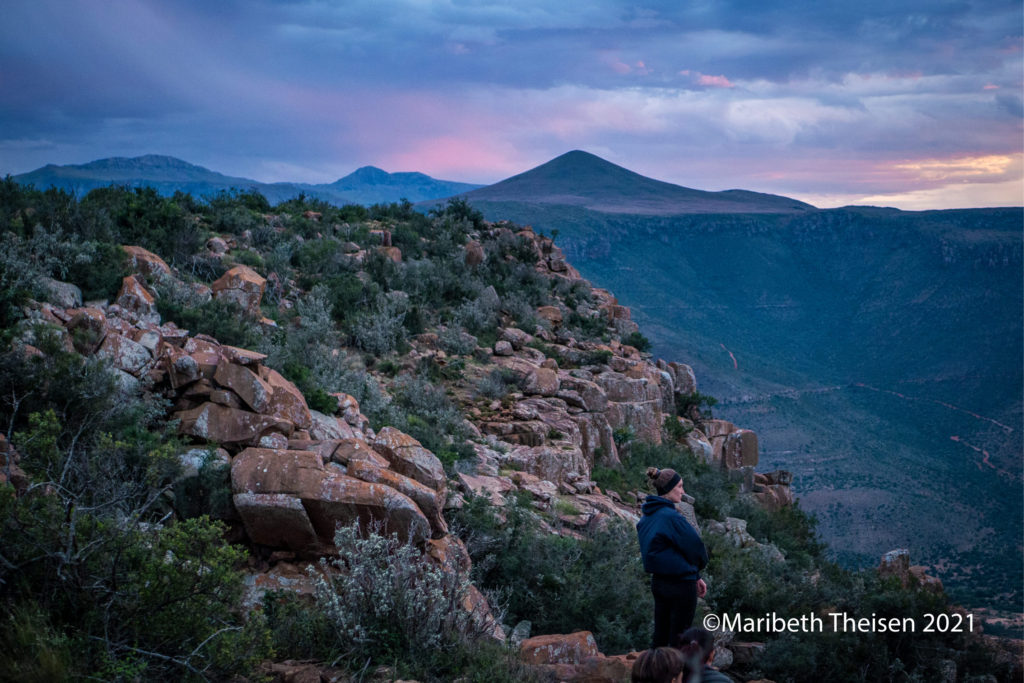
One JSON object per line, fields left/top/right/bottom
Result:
{"left": 697, "top": 74, "right": 734, "bottom": 88}
{"left": 380, "top": 135, "right": 526, "bottom": 181}
{"left": 983, "top": 84, "right": 1000, "bottom": 90}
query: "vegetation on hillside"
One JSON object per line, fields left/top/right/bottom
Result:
{"left": 0, "top": 179, "right": 1017, "bottom": 681}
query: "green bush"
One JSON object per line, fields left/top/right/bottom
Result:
{"left": 453, "top": 496, "right": 653, "bottom": 654}
{"left": 622, "top": 331, "right": 652, "bottom": 352}
{"left": 155, "top": 290, "right": 258, "bottom": 348}
{"left": 310, "top": 521, "right": 514, "bottom": 681}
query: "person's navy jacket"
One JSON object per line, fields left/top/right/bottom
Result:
{"left": 636, "top": 495, "right": 709, "bottom": 579}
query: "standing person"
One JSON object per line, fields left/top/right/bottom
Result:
{"left": 636, "top": 467, "right": 709, "bottom": 648}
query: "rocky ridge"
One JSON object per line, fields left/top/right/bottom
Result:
{"left": 7, "top": 224, "right": 964, "bottom": 682}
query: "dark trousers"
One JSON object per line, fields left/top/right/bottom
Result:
{"left": 650, "top": 575, "right": 698, "bottom": 648}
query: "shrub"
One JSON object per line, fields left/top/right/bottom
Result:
{"left": 622, "top": 331, "right": 652, "bottom": 352}
{"left": 347, "top": 294, "right": 407, "bottom": 355}
{"left": 438, "top": 325, "right": 478, "bottom": 356}
{"left": 311, "top": 521, "right": 502, "bottom": 679}
{"left": 475, "top": 367, "right": 523, "bottom": 400}
{"left": 453, "top": 496, "right": 653, "bottom": 654}
{"left": 675, "top": 391, "right": 718, "bottom": 420}
{"left": 155, "top": 285, "right": 258, "bottom": 348}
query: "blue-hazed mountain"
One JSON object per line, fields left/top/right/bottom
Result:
{"left": 457, "top": 149, "right": 816, "bottom": 214}
{"left": 456, "top": 150, "right": 1023, "bottom": 614}
{"left": 10, "top": 154, "right": 483, "bottom": 205}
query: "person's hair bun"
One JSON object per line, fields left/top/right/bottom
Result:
{"left": 645, "top": 467, "right": 660, "bottom": 481}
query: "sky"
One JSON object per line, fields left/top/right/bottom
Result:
{"left": 1, "top": 0, "right": 1021, "bottom": 210}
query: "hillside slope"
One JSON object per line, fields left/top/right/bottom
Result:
{"left": 465, "top": 200, "right": 1023, "bottom": 612}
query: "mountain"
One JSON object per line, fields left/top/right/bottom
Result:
{"left": 456, "top": 153, "right": 1023, "bottom": 613}
{"left": 459, "top": 150, "right": 816, "bottom": 214}
{"left": 324, "top": 165, "right": 481, "bottom": 205}
{"left": 10, "top": 155, "right": 483, "bottom": 205}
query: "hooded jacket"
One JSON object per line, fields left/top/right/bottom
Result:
{"left": 636, "top": 495, "right": 709, "bottom": 579}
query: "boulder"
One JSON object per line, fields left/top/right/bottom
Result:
{"left": 307, "top": 410, "right": 355, "bottom": 440}
{"left": 211, "top": 265, "right": 266, "bottom": 316}
{"left": 456, "top": 472, "right": 515, "bottom": 506}
{"left": 219, "top": 345, "right": 267, "bottom": 366}
{"left": 123, "top": 245, "right": 172, "bottom": 281}
{"left": 425, "top": 534, "right": 472, "bottom": 574}
{"left": 231, "top": 448, "right": 326, "bottom": 496}
{"left": 40, "top": 277, "right": 82, "bottom": 308}
{"left": 241, "top": 561, "right": 318, "bottom": 611}
{"left": 605, "top": 400, "right": 663, "bottom": 444}
{"left": 506, "top": 444, "right": 589, "bottom": 486}
{"left": 66, "top": 308, "right": 107, "bottom": 354}
{"left": 500, "top": 327, "right": 533, "bottom": 350}
{"left": 686, "top": 429, "right": 714, "bottom": 465}
{"left": 520, "top": 631, "right": 599, "bottom": 666}
{"left": 207, "top": 236, "right": 229, "bottom": 255}
{"left": 96, "top": 332, "right": 152, "bottom": 377}
{"left": 232, "top": 492, "right": 320, "bottom": 553}
{"left": 347, "top": 460, "right": 448, "bottom": 538}
{"left": 372, "top": 427, "right": 446, "bottom": 493}
{"left": 303, "top": 473, "right": 429, "bottom": 545}
{"left": 464, "top": 240, "right": 485, "bottom": 266}
{"left": 176, "top": 402, "right": 294, "bottom": 444}
{"left": 523, "top": 366, "right": 560, "bottom": 396}
{"left": 574, "top": 412, "right": 618, "bottom": 466}
{"left": 231, "top": 447, "right": 429, "bottom": 546}
{"left": 595, "top": 372, "right": 661, "bottom": 404}
{"left": 559, "top": 376, "right": 607, "bottom": 412}
{"left": 331, "top": 438, "right": 390, "bottom": 468}
{"left": 213, "top": 361, "right": 273, "bottom": 412}
{"left": 162, "top": 345, "right": 201, "bottom": 389}
{"left": 377, "top": 246, "right": 402, "bottom": 263}
{"left": 722, "top": 429, "right": 759, "bottom": 469}
{"left": 115, "top": 275, "right": 160, "bottom": 324}
{"left": 536, "top": 305, "right": 563, "bottom": 328}
{"left": 494, "top": 340, "right": 514, "bottom": 356}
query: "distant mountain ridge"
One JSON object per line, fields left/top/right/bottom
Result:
{"left": 11, "top": 155, "right": 483, "bottom": 205}
{"left": 458, "top": 150, "right": 816, "bottom": 214}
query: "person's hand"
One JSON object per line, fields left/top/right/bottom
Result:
{"left": 697, "top": 578, "right": 707, "bottom": 598}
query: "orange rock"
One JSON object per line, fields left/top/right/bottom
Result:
{"left": 122, "top": 245, "right": 172, "bottom": 280}
{"left": 303, "top": 472, "right": 430, "bottom": 545}
{"left": 376, "top": 246, "right": 402, "bottom": 263}
{"left": 176, "top": 402, "right": 293, "bottom": 444}
{"left": 66, "top": 307, "right": 108, "bottom": 353}
{"left": 464, "top": 240, "right": 485, "bottom": 266}
{"left": 263, "top": 367, "right": 313, "bottom": 430}
{"left": 96, "top": 332, "right": 152, "bottom": 377}
{"left": 233, "top": 492, "right": 320, "bottom": 553}
{"left": 219, "top": 345, "right": 267, "bottom": 366}
{"left": 211, "top": 265, "right": 266, "bottom": 316}
{"left": 331, "top": 438, "right": 390, "bottom": 467}
{"left": 214, "top": 360, "right": 273, "bottom": 413}
{"left": 723, "top": 429, "right": 759, "bottom": 469}
{"left": 348, "top": 459, "right": 448, "bottom": 538}
{"left": 115, "top": 275, "right": 160, "bottom": 323}
{"left": 537, "top": 305, "right": 563, "bottom": 327}
{"left": 231, "top": 447, "right": 326, "bottom": 496}
{"left": 425, "top": 535, "right": 472, "bottom": 574}
{"left": 520, "top": 631, "right": 599, "bottom": 666}
{"left": 372, "top": 427, "right": 446, "bottom": 493}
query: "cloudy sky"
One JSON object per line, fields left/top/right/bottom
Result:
{"left": 1, "top": 0, "right": 1021, "bottom": 209}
